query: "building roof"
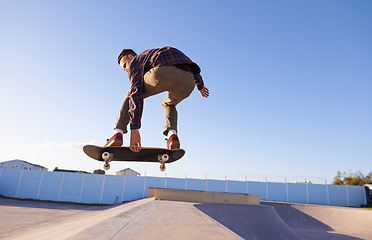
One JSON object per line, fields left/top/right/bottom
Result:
{"left": 1, "top": 159, "right": 48, "bottom": 170}
{"left": 116, "top": 168, "right": 141, "bottom": 175}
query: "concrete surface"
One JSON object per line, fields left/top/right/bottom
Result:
{"left": 148, "top": 187, "right": 260, "bottom": 205}
{"left": 0, "top": 196, "right": 371, "bottom": 240}
{"left": 197, "top": 202, "right": 372, "bottom": 240}
{"left": 0, "top": 197, "right": 240, "bottom": 240}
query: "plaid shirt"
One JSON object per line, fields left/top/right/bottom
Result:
{"left": 126, "top": 46, "right": 204, "bottom": 130}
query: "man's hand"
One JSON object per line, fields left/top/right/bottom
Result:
{"left": 130, "top": 129, "right": 141, "bottom": 152}
{"left": 199, "top": 86, "right": 209, "bottom": 98}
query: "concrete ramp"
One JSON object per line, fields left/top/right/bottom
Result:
{"left": 75, "top": 200, "right": 242, "bottom": 240}
{"left": 194, "top": 202, "right": 372, "bottom": 240}
{"left": 263, "top": 201, "right": 372, "bottom": 240}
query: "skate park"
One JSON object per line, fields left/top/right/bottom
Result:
{"left": 2, "top": 0, "right": 372, "bottom": 239}
{"left": 0, "top": 167, "right": 371, "bottom": 240}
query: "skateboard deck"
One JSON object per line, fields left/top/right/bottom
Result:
{"left": 83, "top": 145, "right": 185, "bottom": 171}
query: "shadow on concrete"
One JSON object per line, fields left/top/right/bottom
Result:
{"left": 262, "top": 202, "right": 368, "bottom": 240}
{"left": 194, "top": 203, "right": 365, "bottom": 240}
{"left": 0, "top": 195, "right": 117, "bottom": 211}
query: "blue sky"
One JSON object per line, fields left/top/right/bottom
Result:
{"left": 1, "top": 0, "right": 371, "bottom": 183}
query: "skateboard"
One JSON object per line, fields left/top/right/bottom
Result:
{"left": 83, "top": 145, "right": 185, "bottom": 171}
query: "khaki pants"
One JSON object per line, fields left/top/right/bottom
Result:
{"left": 115, "top": 66, "right": 195, "bottom": 136}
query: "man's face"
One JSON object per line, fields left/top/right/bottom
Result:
{"left": 119, "top": 55, "right": 133, "bottom": 73}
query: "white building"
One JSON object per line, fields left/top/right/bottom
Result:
{"left": 116, "top": 168, "right": 141, "bottom": 176}
{"left": 0, "top": 159, "right": 48, "bottom": 171}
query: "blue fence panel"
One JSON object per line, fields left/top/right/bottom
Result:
{"left": 328, "top": 185, "right": 348, "bottom": 206}
{"left": 59, "top": 173, "right": 84, "bottom": 203}
{"left": 147, "top": 176, "right": 166, "bottom": 189}
{"left": 38, "top": 171, "right": 63, "bottom": 201}
{"left": 347, "top": 185, "right": 367, "bottom": 207}
{"left": 123, "top": 175, "right": 145, "bottom": 202}
{"left": 101, "top": 175, "right": 126, "bottom": 204}
{"left": 206, "top": 179, "right": 225, "bottom": 192}
{"left": 186, "top": 178, "right": 205, "bottom": 191}
{"left": 288, "top": 183, "right": 307, "bottom": 203}
{"left": 247, "top": 181, "right": 266, "bottom": 200}
{"left": 80, "top": 174, "right": 104, "bottom": 204}
{"left": 17, "top": 170, "right": 42, "bottom": 199}
{"left": 165, "top": 177, "right": 186, "bottom": 190}
{"left": 0, "top": 168, "right": 22, "bottom": 198}
{"left": 228, "top": 180, "right": 246, "bottom": 194}
{"left": 308, "top": 184, "right": 328, "bottom": 205}
{"left": 268, "top": 182, "right": 287, "bottom": 202}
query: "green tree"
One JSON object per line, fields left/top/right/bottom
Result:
{"left": 93, "top": 169, "right": 105, "bottom": 175}
{"left": 333, "top": 170, "right": 372, "bottom": 186}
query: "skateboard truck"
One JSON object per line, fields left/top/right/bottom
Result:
{"left": 158, "top": 154, "right": 169, "bottom": 172}
{"left": 102, "top": 152, "right": 113, "bottom": 170}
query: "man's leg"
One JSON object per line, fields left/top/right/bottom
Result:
{"left": 159, "top": 67, "right": 195, "bottom": 136}
{"left": 114, "top": 91, "right": 131, "bottom": 134}
{"left": 104, "top": 91, "right": 131, "bottom": 147}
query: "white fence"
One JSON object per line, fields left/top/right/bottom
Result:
{"left": 0, "top": 168, "right": 367, "bottom": 206}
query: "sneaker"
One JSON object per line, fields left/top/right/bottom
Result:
{"left": 166, "top": 134, "right": 180, "bottom": 150}
{"left": 104, "top": 133, "right": 123, "bottom": 147}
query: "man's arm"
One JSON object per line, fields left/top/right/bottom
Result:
{"left": 194, "top": 74, "right": 204, "bottom": 91}
{"left": 127, "top": 62, "right": 145, "bottom": 152}
{"left": 130, "top": 129, "right": 141, "bottom": 152}
{"left": 128, "top": 63, "right": 144, "bottom": 130}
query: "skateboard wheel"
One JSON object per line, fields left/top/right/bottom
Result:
{"left": 159, "top": 154, "right": 169, "bottom": 163}
{"left": 104, "top": 164, "right": 110, "bottom": 170}
{"left": 160, "top": 164, "right": 166, "bottom": 172}
{"left": 102, "top": 152, "right": 111, "bottom": 161}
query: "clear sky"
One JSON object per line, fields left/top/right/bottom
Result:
{"left": 1, "top": 0, "right": 371, "bottom": 183}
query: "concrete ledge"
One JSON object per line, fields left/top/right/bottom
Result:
{"left": 148, "top": 188, "right": 260, "bottom": 205}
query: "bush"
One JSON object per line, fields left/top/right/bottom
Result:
{"left": 93, "top": 169, "right": 105, "bottom": 175}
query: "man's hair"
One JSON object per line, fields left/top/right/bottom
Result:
{"left": 117, "top": 49, "right": 137, "bottom": 64}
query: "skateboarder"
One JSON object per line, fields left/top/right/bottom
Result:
{"left": 105, "top": 46, "right": 209, "bottom": 152}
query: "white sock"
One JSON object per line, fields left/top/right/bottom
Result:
{"left": 167, "top": 129, "right": 177, "bottom": 138}
{"left": 114, "top": 129, "right": 124, "bottom": 135}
